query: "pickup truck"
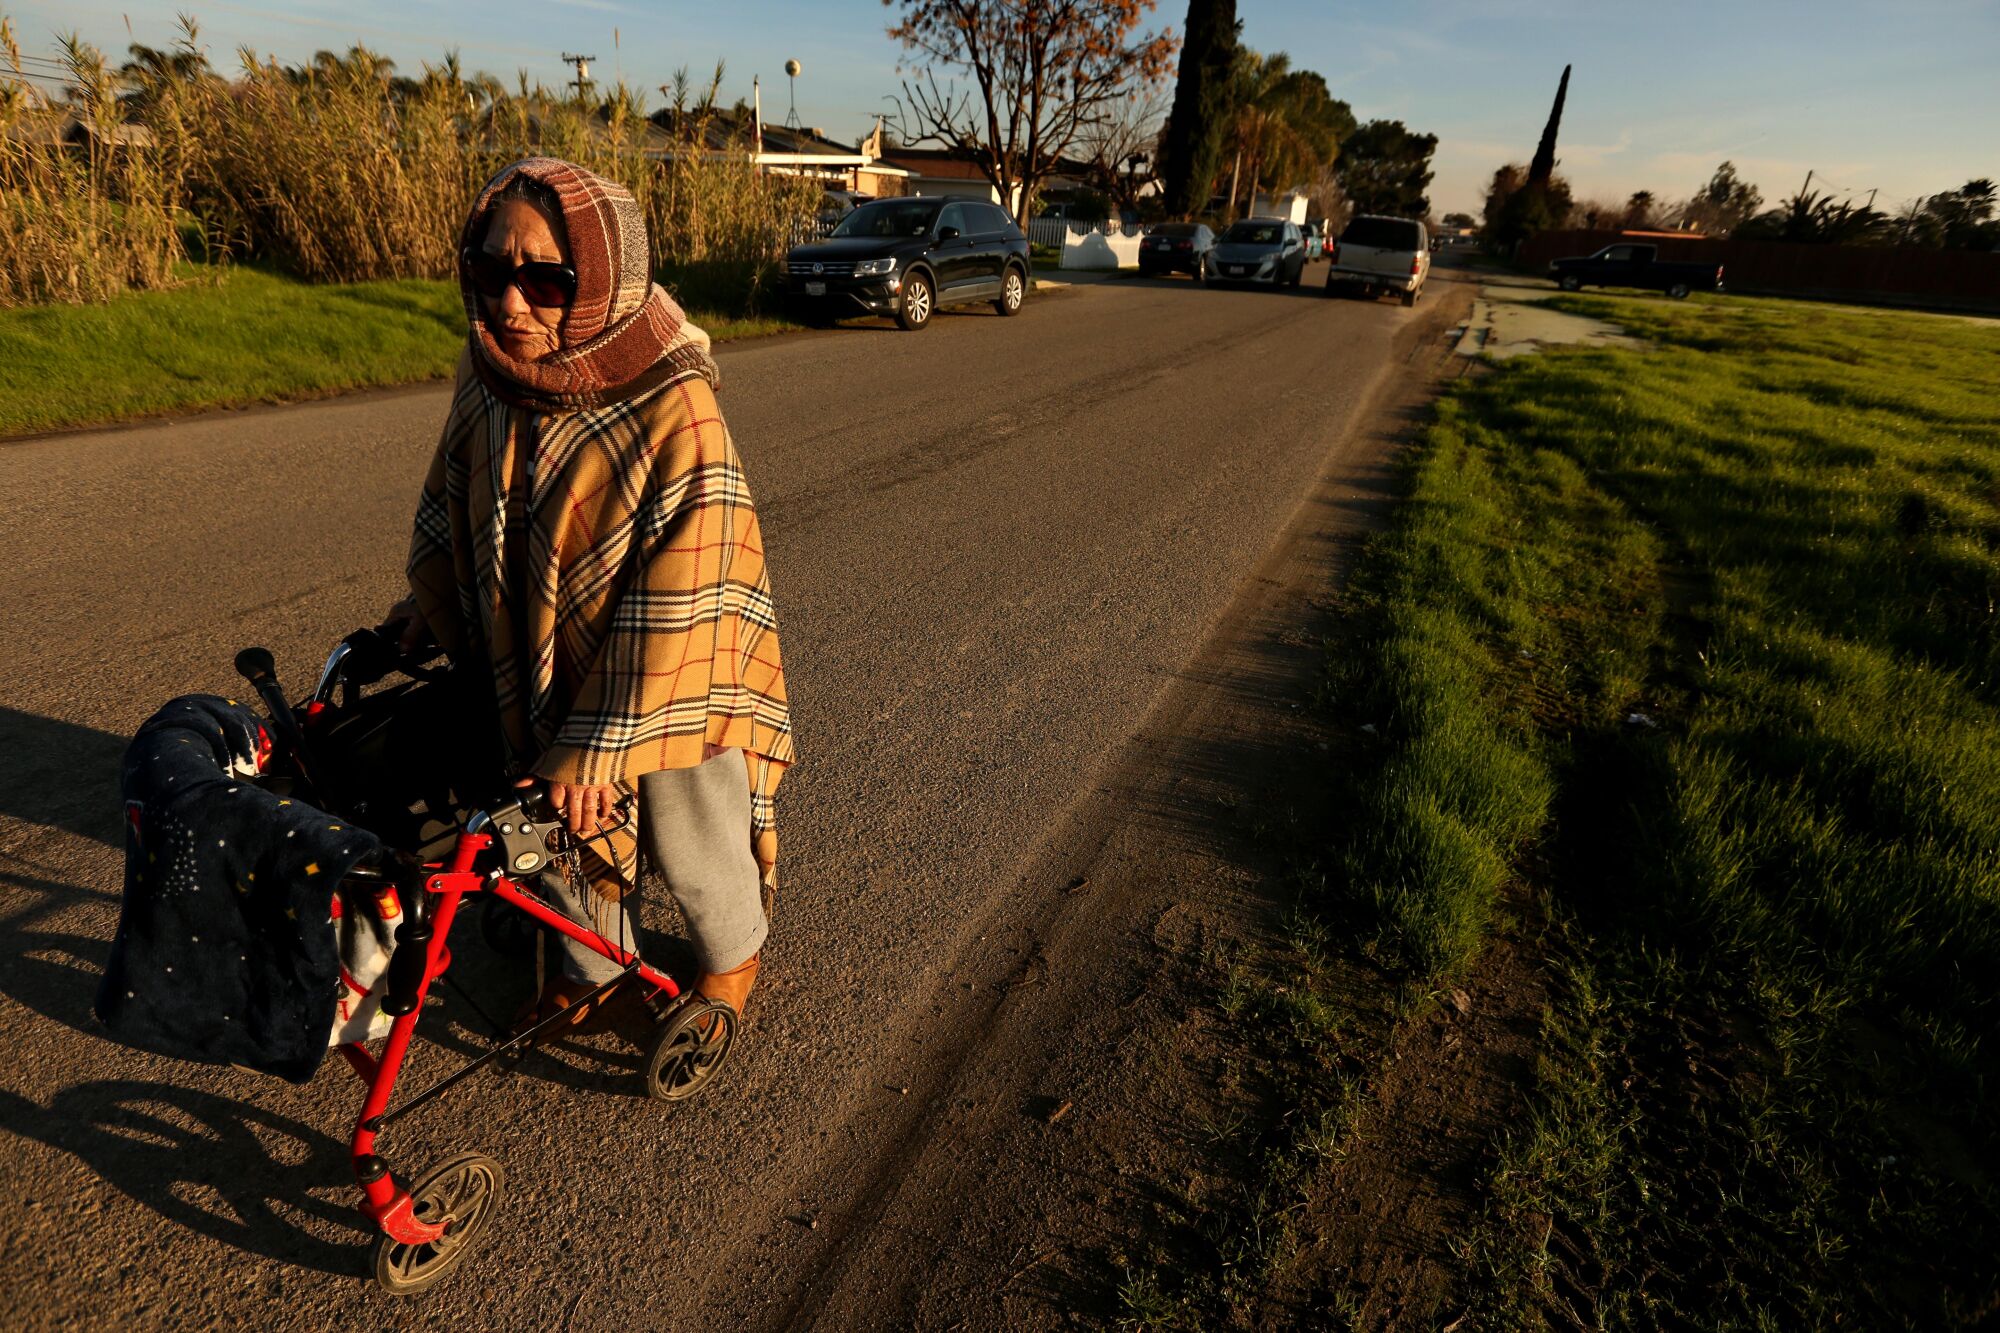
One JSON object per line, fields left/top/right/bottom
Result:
{"left": 1548, "top": 243, "right": 1723, "bottom": 299}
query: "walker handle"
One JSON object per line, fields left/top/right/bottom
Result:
{"left": 380, "top": 893, "right": 434, "bottom": 1018}
{"left": 234, "top": 647, "right": 309, "bottom": 775}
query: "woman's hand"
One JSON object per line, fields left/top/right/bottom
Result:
{"left": 381, "top": 596, "right": 431, "bottom": 654}
{"left": 519, "top": 777, "right": 621, "bottom": 838}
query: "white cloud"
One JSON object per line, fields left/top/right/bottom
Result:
{"left": 1557, "top": 129, "right": 1634, "bottom": 169}
{"left": 1649, "top": 152, "right": 1874, "bottom": 193}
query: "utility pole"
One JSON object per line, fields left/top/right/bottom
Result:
{"left": 560, "top": 52, "right": 597, "bottom": 104}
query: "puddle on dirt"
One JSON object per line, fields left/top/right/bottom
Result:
{"left": 1455, "top": 285, "right": 1642, "bottom": 361}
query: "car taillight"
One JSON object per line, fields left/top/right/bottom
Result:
{"left": 1410, "top": 256, "right": 1422, "bottom": 274}
{"left": 1177, "top": 239, "right": 1192, "bottom": 250}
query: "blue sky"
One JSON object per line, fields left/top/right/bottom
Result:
{"left": 17, "top": 1, "right": 1999, "bottom": 216}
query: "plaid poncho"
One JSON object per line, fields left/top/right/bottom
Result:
{"left": 407, "top": 158, "right": 793, "bottom": 891}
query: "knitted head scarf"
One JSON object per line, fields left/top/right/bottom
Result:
{"left": 459, "top": 157, "right": 714, "bottom": 412}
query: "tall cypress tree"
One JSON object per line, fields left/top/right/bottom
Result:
{"left": 1527, "top": 63, "right": 1570, "bottom": 189}
{"left": 1160, "top": 0, "right": 1239, "bottom": 217}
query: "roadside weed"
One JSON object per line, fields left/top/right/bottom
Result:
{"left": 0, "top": 265, "right": 797, "bottom": 436}
{"left": 1138, "top": 294, "right": 2000, "bottom": 1327}
{"left": 1, "top": 19, "right": 818, "bottom": 308}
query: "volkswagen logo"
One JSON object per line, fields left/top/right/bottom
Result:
{"left": 813, "top": 262, "right": 824, "bottom": 275}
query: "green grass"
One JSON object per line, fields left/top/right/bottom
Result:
{"left": 0, "top": 265, "right": 799, "bottom": 438}
{"left": 1129, "top": 293, "right": 2000, "bottom": 1327}
{"left": 1445, "top": 293, "right": 2000, "bottom": 1329}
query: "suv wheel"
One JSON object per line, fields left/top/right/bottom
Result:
{"left": 897, "top": 272, "right": 934, "bottom": 331}
{"left": 995, "top": 265, "right": 1025, "bottom": 316}
{"left": 1666, "top": 281, "right": 1690, "bottom": 299}
{"left": 1559, "top": 274, "right": 1583, "bottom": 292}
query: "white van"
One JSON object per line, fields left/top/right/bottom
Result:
{"left": 1326, "top": 214, "right": 1429, "bottom": 306}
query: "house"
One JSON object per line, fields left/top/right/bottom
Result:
{"left": 3, "top": 109, "right": 155, "bottom": 151}
{"left": 480, "top": 103, "right": 908, "bottom": 198}
{"left": 876, "top": 147, "right": 1022, "bottom": 214}
{"left": 744, "top": 117, "right": 910, "bottom": 197}
{"left": 640, "top": 109, "right": 910, "bottom": 197}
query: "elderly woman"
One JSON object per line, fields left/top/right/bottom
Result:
{"left": 384, "top": 157, "right": 793, "bottom": 1033}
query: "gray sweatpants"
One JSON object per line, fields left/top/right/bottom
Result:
{"left": 538, "top": 748, "right": 768, "bottom": 984}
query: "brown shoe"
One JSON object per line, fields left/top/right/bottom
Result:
{"left": 695, "top": 952, "right": 759, "bottom": 1022}
{"left": 510, "top": 976, "right": 620, "bottom": 1039}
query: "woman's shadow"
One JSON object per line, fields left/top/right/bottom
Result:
{"left": 0, "top": 706, "right": 133, "bottom": 1035}
{"left": 0, "top": 707, "right": 372, "bottom": 1275}
{"left": 0, "top": 1078, "right": 372, "bottom": 1276}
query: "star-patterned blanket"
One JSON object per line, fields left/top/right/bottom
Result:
{"left": 95, "top": 695, "right": 383, "bottom": 1083}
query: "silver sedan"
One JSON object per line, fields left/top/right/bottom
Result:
{"left": 1203, "top": 218, "right": 1309, "bottom": 288}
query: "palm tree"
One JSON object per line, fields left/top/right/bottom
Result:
{"left": 118, "top": 40, "right": 211, "bottom": 114}
{"left": 1224, "top": 49, "right": 1293, "bottom": 218}
{"left": 1219, "top": 51, "right": 1350, "bottom": 220}
{"left": 1735, "top": 188, "right": 1889, "bottom": 244}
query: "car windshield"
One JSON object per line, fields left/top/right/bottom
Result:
{"left": 1340, "top": 217, "right": 1423, "bottom": 250}
{"left": 1220, "top": 222, "right": 1281, "bottom": 245}
{"left": 833, "top": 199, "right": 943, "bottom": 238}
{"left": 1152, "top": 223, "right": 1199, "bottom": 238}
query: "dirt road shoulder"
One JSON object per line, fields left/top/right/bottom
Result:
{"left": 701, "top": 276, "right": 1480, "bottom": 1329}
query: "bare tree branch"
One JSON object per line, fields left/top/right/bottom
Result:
{"left": 884, "top": 0, "right": 1177, "bottom": 225}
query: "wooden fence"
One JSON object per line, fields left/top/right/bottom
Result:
{"left": 1517, "top": 229, "right": 2000, "bottom": 312}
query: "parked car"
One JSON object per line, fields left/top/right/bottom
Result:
{"left": 1325, "top": 214, "right": 1429, "bottom": 306}
{"left": 1205, "top": 218, "right": 1308, "bottom": 287}
{"left": 1548, "top": 243, "right": 1724, "bottom": 299}
{"left": 1138, "top": 222, "right": 1215, "bottom": 278}
{"left": 785, "top": 197, "right": 1031, "bottom": 331}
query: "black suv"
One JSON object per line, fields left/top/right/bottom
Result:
{"left": 784, "top": 198, "right": 1031, "bottom": 331}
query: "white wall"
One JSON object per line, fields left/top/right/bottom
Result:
{"left": 1060, "top": 225, "right": 1144, "bottom": 270}
{"left": 1249, "top": 191, "right": 1310, "bottom": 225}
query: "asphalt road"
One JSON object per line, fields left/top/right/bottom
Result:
{"left": 0, "top": 263, "right": 1456, "bottom": 1328}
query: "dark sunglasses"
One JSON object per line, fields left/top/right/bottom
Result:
{"left": 462, "top": 247, "right": 578, "bottom": 309}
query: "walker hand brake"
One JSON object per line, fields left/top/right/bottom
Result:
{"left": 482, "top": 792, "right": 560, "bottom": 877}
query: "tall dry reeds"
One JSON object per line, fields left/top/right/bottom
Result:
{"left": 0, "top": 23, "right": 186, "bottom": 304}
{"left": 1, "top": 17, "right": 820, "bottom": 313}
{"left": 165, "top": 45, "right": 482, "bottom": 283}
{"left": 512, "top": 65, "right": 821, "bottom": 315}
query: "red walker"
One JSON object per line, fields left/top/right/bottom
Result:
{"left": 232, "top": 634, "right": 736, "bottom": 1295}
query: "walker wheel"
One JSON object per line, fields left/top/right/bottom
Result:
{"left": 373, "top": 1152, "right": 506, "bottom": 1296}
{"left": 644, "top": 997, "right": 735, "bottom": 1102}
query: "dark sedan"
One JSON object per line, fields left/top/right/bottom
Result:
{"left": 784, "top": 198, "right": 1032, "bottom": 331}
{"left": 1138, "top": 222, "right": 1215, "bottom": 278}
